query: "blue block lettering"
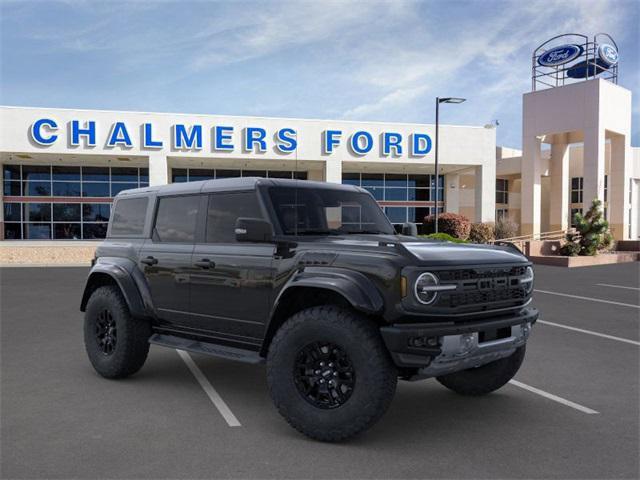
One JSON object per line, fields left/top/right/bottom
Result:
{"left": 30, "top": 118, "right": 58, "bottom": 145}
{"left": 214, "top": 126, "right": 234, "bottom": 150}
{"left": 275, "top": 128, "right": 297, "bottom": 153}
{"left": 71, "top": 120, "right": 96, "bottom": 146}
{"left": 350, "top": 131, "right": 373, "bottom": 155}
{"left": 107, "top": 122, "right": 133, "bottom": 147}
{"left": 245, "top": 127, "right": 267, "bottom": 152}
{"left": 174, "top": 124, "right": 203, "bottom": 149}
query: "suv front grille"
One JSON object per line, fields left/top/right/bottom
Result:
{"left": 435, "top": 266, "right": 530, "bottom": 310}
{"left": 437, "top": 266, "right": 527, "bottom": 282}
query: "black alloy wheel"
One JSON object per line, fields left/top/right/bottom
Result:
{"left": 95, "top": 308, "right": 117, "bottom": 355}
{"left": 293, "top": 341, "right": 356, "bottom": 409}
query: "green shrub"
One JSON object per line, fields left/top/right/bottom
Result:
{"left": 469, "top": 222, "right": 495, "bottom": 244}
{"left": 422, "top": 213, "right": 471, "bottom": 240}
{"left": 494, "top": 217, "right": 519, "bottom": 239}
{"left": 559, "top": 235, "right": 581, "bottom": 256}
{"left": 419, "top": 233, "right": 467, "bottom": 243}
{"left": 559, "top": 199, "right": 614, "bottom": 256}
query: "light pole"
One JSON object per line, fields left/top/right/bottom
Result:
{"left": 434, "top": 96, "right": 466, "bottom": 233}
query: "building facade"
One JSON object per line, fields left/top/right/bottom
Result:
{"left": 0, "top": 106, "right": 497, "bottom": 240}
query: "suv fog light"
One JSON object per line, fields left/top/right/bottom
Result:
{"left": 408, "top": 336, "right": 439, "bottom": 348}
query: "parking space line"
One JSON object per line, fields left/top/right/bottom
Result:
{"left": 176, "top": 349, "right": 242, "bottom": 427}
{"left": 596, "top": 283, "right": 640, "bottom": 291}
{"left": 534, "top": 289, "right": 640, "bottom": 309}
{"left": 538, "top": 320, "right": 640, "bottom": 346}
{"left": 509, "top": 380, "right": 599, "bottom": 415}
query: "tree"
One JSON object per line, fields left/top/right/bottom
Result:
{"left": 560, "top": 199, "right": 613, "bottom": 256}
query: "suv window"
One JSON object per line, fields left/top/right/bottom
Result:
{"left": 109, "top": 197, "right": 148, "bottom": 237}
{"left": 206, "top": 192, "right": 262, "bottom": 243}
{"left": 154, "top": 195, "right": 199, "bottom": 243}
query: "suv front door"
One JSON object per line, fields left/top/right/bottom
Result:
{"left": 139, "top": 194, "right": 201, "bottom": 326}
{"left": 189, "top": 191, "right": 275, "bottom": 346}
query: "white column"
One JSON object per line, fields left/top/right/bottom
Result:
{"left": 521, "top": 135, "right": 542, "bottom": 236}
{"left": 474, "top": 163, "right": 495, "bottom": 223}
{"left": 324, "top": 159, "right": 342, "bottom": 184}
{"left": 582, "top": 126, "right": 605, "bottom": 211}
{"left": 609, "top": 134, "right": 631, "bottom": 240}
{"left": 549, "top": 137, "right": 570, "bottom": 232}
{"left": 148, "top": 153, "right": 169, "bottom": 186}
{"left": 445, "top": 173, "right": 460, "bottom": 214}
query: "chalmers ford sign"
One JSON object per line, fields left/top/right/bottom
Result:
{"left": 29, "top": 118, "right": 434, "bottom": 157}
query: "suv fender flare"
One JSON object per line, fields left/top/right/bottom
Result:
{"left": 80, "top": 258, "right": 150, "bottom": 319}
{"left": 273, "top": 266, "right": 385, "bottom": 316}
{"left": 261, "top": 267, "right": 385, "bottom": 355}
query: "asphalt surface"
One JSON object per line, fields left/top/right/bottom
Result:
{"left": 1, "top": 263, "right": 639, "bottom": 479}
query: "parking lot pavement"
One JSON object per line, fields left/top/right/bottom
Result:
{"left": 1, "top": 264, "right": 639, "bottom": 479}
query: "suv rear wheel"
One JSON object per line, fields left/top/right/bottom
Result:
{"left": 436, "top": 345, "right": 526, "bottom": 396}
{"left": 84, "top": 285, "right": 151, "bottom": 379}
{"left": 267, "top": 305, "right": 397, "bottom": 442}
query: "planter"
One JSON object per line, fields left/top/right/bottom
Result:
{"left": 529, "top": 252, "right": 639, "bottom": 267}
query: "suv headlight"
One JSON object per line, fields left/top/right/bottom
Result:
{"left": 521, "top": 266, "right": 534, "bottom": 294}
{"left": 414, "top": 272, "right": 452, "bottom": 305}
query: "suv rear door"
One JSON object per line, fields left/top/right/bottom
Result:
{"left": 138, "top": 194, "right": 201, "bottom": 325}
{"left": 188, "top": 190, "right": 275, "bottom": 344}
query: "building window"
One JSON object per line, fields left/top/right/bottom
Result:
{"left": 604, "top": 175, "right": 608, "bottom": 202}
{"left": 343, "top": 173, "right": 444, "bottom": 214}
{"left": 571, "top": 177, "right": 583, "bottom": 203}
{"left": 496, "top": 179, "right": 508, "bottom": 204}
{"left": 496, "top": 208, "right": 509, "bottom": 221}
{"left": 171, "top": 168, "right": 307, "bottom": 183}
{"left": 2, "top": 164, "right": 148, "bottom": 240}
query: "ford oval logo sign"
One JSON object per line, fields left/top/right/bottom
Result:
{"left": 538, "top": 44, "right": 583, "bottom": 67}
{"left": 598, "top": 44, "right": 618, "bottom": 66}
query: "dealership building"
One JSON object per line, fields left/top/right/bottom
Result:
{"left": 0, "top": 34, "right": 638, "bottom": 245}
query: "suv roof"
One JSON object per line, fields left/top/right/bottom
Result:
{"left": 116, "top": 177, "right": 365, "bottom": 198}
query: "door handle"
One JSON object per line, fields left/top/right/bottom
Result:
{"left": 194, "top": 259, "right": 215, "bottom": 269}
{"left": 141, "top": 256, "right": 158, "bottom": 266}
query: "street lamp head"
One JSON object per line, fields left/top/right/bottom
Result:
{"left": 438, "top": 97, "right": 466, "bottom": 104}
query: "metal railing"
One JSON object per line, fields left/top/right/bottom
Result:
{"left": 493, "top": 229, "right": 575, "bottom": 253}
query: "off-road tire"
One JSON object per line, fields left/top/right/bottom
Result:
{"left": 267, "top": 305, "right": 397, "bottom": 442}
{"left": 436, "top": 345, "right": 526, "bottom": 396}
{"left": 84, "top": 285, "right": 150, "bottom": 379}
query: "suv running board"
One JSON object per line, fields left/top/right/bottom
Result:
{"left": 149, "top": 333, "right": 264, "bottom": 364}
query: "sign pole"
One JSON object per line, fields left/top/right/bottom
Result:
{"left": 434, "top": 97, "right": 439, "bottom": 234}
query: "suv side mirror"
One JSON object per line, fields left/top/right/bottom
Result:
{"left": 401, "top": 222, "right": 418, "bottom": 236}
{"left": 235, "top": 217, "right": 273, "bottom": 243}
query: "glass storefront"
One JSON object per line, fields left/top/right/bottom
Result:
{"left": 342, "top": 173, "right": 444, "bottom": 228}
{"left": 3, "top": 164, "right": 148, "bottom": 240}
{"left": 171, "top": 168, "right": 308, "bottom": 183}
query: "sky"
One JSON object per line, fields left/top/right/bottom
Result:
{"left": 1, "top": 0, "right": 638, "bottom": 148}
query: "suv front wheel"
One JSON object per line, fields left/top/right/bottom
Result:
{"left": 267, "top": 305, "right": 397, "bottom": 442}
{"left": 84, "top": 285, "right": 151, "bottom": 379}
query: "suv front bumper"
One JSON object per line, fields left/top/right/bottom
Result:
{"left": 380, "top": 307, "right": 538, "bottom": 378}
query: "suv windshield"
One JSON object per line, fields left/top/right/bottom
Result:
{"left": 267, "top": 186, "right": 395, "bottom": 235}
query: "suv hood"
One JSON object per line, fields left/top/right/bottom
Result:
{"left": 302, "top": 235, "right": 528, "bottom": 266}
{"left": 400, "top": 241, "right": 527, "bottom": 266}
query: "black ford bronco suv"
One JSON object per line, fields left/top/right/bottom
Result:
{"left": 81, "top": 177, "right": 537, "bottom": 441}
